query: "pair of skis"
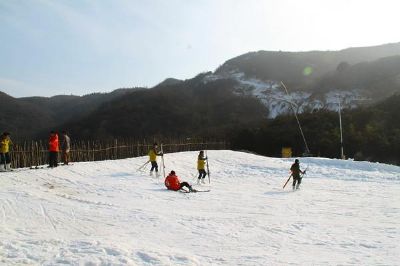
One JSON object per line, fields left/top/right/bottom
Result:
{"left": 179, "top": 189, "right": 211, "bottom": 193}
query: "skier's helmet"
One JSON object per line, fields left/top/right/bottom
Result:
{"left": 170, "top": 170, "right": 176, "bottom": 175}
{"left": 295, "top": 159, "right": 299, "bottom": 163}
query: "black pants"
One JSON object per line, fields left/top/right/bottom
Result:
{"left": 0, "top": 153, "right": 10, "bottom": 164}
{"left": 198, "top": 169, "right": 207, "bottom": 179}
{"left": 49, "top": 151, "right": 58, "bottom": 167}
{"left": 292, "top": 175, "right": 302, "bottom": 187}
{"left": 150, "top": 161, "right": 158, "bottom": 172}
{"left": 180, "top": 182, "right": 192, "bottom": 191}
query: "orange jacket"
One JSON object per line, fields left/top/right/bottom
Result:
{"left": 165, "top": 174, "right": 181, "bottom": 191}
{"left": 49, "top": 134, "right": 59, "bottom": 152}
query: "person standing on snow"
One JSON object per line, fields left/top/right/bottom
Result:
{"left": 61, "top": 131, "right": 71, "bottom": 165}
{"left": 165, "top": 170, "right": 196, "bottom": 192}
{"left": 148, "top": 143, "right": 163, "bottom": 176}
{"left": 48, "top": 131, "right": 59, "bottom": 168}
{"left": 290, "top": 159, "right": 306, "bottom": 190}
{"left": 197, "top": 150, "right": 208, "bottom": 184}
{"left": 0, "top": 132, "right": 13, "bottom": 171}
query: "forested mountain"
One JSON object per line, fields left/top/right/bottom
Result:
{"left": 0, "top": 92, "right": 53, "bottom": 139}
{"left": 1, "top": 42, "right": 400, "bottom": 151}
{"left": 209, "top": 43, "right": 400, "bottom": 116}
{"left": 311, "top": 55, "right": 400, "bottom": 99}
{"left": 217, "top": 42, "right": 400, "bottom": 88}
{"left": 60, "top": 75, "right": 268, "bottom": 139}
{"left": 0, "top": 88, "right": 143, "bottom": 139}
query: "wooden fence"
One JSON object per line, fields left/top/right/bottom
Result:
{"left": 9, "top": 139, "right": 228, "bottom": 169}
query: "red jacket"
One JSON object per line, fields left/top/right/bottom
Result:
{"left": 49, "top": 134, "right": 59, "bottom": 152}
{"left": 165, "top": 174, "right": 181, "bottom": 191}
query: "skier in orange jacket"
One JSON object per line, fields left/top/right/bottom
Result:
{"left": 165, "top": 171, "right": 196, "bottom": 192}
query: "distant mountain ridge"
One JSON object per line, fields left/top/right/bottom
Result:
{"left": 209, "top": 43, "right": 400, "bottom": 117}
{"left": 217, "top": 42, "right": 400, "bottom": 87}
{"left": 0, "top": 88, "right": 144, "bottom": 139}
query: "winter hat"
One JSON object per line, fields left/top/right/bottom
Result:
{"left": 170, "top": 170, "right": 176, "bottom": 175}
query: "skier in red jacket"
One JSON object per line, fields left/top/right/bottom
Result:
{"left": 48, "top": 131, "right": 59, "bottom": 168}
{"left": 165, "top": 171, "right": 196, "bottom": 192}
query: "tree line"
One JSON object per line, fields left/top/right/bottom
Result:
{"left": 230, "top": 94, "right": 400, "bottom": 165}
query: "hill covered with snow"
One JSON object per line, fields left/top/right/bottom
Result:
{"left": 0, "top": 150, "right": 399, "bottom": 265}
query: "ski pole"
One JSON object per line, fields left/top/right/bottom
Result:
{"left": 206, "top": 150, "right": 210, "bottom": 184}
{"left": 161, "top": 143, "right": 166, "bottom": 178}
{"left": 282, "top": 174, "right": 292, "bottom": 189}
{"left": 137, "top": 160, "right": 150, "bottom": 171}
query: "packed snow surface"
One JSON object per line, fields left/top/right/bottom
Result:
{"left": 0, "top": 150, "right": 399, "bottom": 265}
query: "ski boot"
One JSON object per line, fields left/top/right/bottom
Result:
{"left": 5, "top": 164, "right": 12, "bottom": 171}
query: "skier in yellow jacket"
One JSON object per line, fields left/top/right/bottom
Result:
{"left": 0, "top": 132, "right": 13, "bottom": 171}
{"left": 197, "top": 151, "right": 208, "bottom": 184}
{"left": 148, "top": 143, "right": 163, "bottom": 176}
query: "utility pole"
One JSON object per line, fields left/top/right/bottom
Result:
{"left": 338, "top": 95, "right": 345, "bottom": 159}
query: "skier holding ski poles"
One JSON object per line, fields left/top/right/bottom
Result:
{"left": 0, "top": 132, "right": 13, "bottom": 171}
{"left": 148, "top": 143, "right": 163, "bottom": 176}
{"left": 290, "top": 159, "right": 306, "bottom": 190}
{"left": 197, "top": 150, "right": 208, "bottom": 184}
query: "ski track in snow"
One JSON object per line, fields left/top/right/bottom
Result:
{"left": 0, "top": 150, "right": 399, "bottom": 265}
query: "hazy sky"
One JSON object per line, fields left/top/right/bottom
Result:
{"left": 1, "top": 0, "right": 399, "bottom": 97}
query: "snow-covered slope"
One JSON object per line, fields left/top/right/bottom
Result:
{"left": 203, "top": 72, "right": 366, "bottom": 118}
{"left": 1, "top": 151, "right": 399, "bottom": 265}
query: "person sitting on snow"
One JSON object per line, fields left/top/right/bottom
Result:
{"left": 290, "top": 159, "right": 306, "bottom": 190}
{"left": 165, "top": 170, "right": 196, "bottom": 192}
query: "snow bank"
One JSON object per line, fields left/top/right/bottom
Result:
{"left": 0, "top": 151, "right": 399, "bottom": 265}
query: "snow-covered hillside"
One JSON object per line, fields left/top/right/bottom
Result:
{"left": 203, "top": 72, "right": 366, "bottom": 118}
{"left": 1, "top": 151, "right": 399, "bottom": 265}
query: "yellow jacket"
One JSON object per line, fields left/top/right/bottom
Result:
{"left": 197, "top": 155, "right": 206, "bottom": 170}
{"left": 0, "top": 138, "right": 12, "bottom": 153}
{"left": 148, "top": 148, "right": 159, "bottom": 162}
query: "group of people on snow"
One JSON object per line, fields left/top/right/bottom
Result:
{"left": 148, "top": 142, "right": 209, "bottom": 193}
{"left": 2, "top": 136, "right": 306, "bottom": 191}
{"left": 0, "top": 131, "right": 71, "bottom": 171}
{"left": 149, "top": 142, "right": 306, "bottom": 193}
{"left": 48, "top": 131, "right": 71, "bottom": 167}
